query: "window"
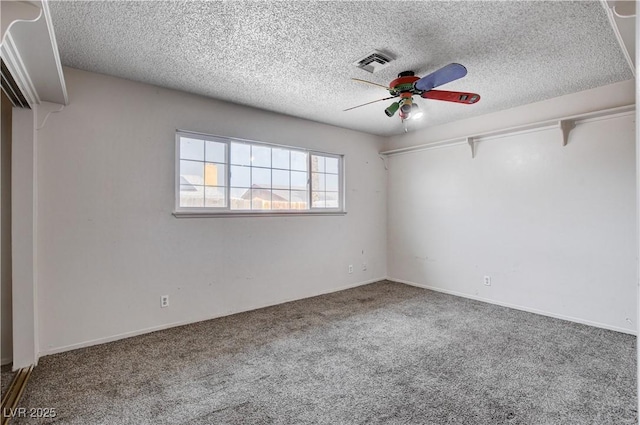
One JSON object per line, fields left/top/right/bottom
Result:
{"left": 175, "top": 131, "right": 344, "bottom": 215}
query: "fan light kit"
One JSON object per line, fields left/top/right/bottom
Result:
{"left": 346, "top": 63, "right": 480, "bottom": 121}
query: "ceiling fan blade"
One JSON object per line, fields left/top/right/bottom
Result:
{"left": 343, "top": 96, "right": 396, "bottom": 111}
{"left": 421, "top": 90, "right": 480, "bottom": 104}
{"left": 351, "top": 78, "right": 390, "bottom": 90}
{"left": 414, "top": 63, "right": 468, "bottom": 92}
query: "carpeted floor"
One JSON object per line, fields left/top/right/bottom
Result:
{"left": 1, "top": 364, "right": 15, "bottom": 399}
{"left": 14, "top": 281, "right": 637, "bottom": 424}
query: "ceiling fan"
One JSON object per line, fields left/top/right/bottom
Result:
{"left": 345, "top": 63, "right": 480, "bottom": 121}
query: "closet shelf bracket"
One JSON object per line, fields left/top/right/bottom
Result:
{"left": 467, "top": 137, "right": 476, "bottom": 158}
{"left": 559, "top": 119, "right": 575, "bottom": 146}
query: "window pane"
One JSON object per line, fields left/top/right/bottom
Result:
{"left": 251, "top": 189, "right": 272, "bottom": 210}
{"left": 177, "top": 132, "right": 342, "bottom": 213}
{"left": 326, "top": 174, "right": 339, "bottom": 191}
{"left": 272, "top": 148, "right": 290, "bottom": 169}
{"left": 311, "top": 172, "right": 325, "bottom": 191}
{"left": 204, "top": 163, "right": 226, "bottom": 186}
{"left": 290, "top": 190, "right": 308, "bottom": 209}
{"left": 291, "top": 171, "right": 308, "bottom": 190}
{"left": 180, "top": 185, "right": 204, "bottom": 207}
{"left": 252, "top": 145, "right": 271, "bottom": 168}
{"left": 325, "top": 157, "right": 339, "bottom": 174}
{"left": 230, "top": 165, "right": 250, "bottom": 187}
{"left": 180, "top": 160, "right": 204, "bottom": 185}
{"left": 231, "top": 143, "right": 251, "bottom": 165}
{"left": 311, "top": 155, "right": 325, "bottom": 172}
{"left": 325, "top": 191, "right": 339, "bottom": 208}
{"left": 180, "top": 137, "right": 204, "bottom": 161}
{"left": 230, "top": 187, "right": 251, "bottom": 210}
{"left": 272, "top": 170, "right": 289, "bottom": 189}
{"left": 291, "top": 151, "right": 308, "bottom": 171}
{"left": 205, "top": 140, "right": 225, "bottom": 163}
{"left": 205, "top": 187, "right": 226, "bottom": 207}
{"left": 272, "top": 190, "right": 290, "bottom": 210}
{"left": 252, "top": 167, "right": 271, "bottom": 187}
{"left": 312, "top": 191, "right": 325, "bottom": 208}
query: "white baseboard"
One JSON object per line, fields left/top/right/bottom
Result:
{"left": 389, "top": 277, "right": 637, "bottom": 336}
{"left": 39, "top": 276, "right": 387, "bottom": 358}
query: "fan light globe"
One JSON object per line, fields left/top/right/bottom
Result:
{"left": 411, "top": 104, "right": 424, "bottom": 120}
{"left": 385, "top": 102, "right": 400, "bottom": 117}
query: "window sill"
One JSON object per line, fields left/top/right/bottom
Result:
{"left": 173, "top": 210, "right": 347, "bottom": 218}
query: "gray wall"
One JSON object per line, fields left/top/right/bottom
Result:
{"left": 1, "top": 92, "right": 13, "bottom": 364}
{"left": 386, "top": 81, "right": 636, "bottom": 333}
{"left": 35, "top": 68, "right": 388, "bottom": 355}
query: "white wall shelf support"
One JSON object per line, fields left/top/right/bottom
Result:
{"left": 559, "top": 119, "right": 575, "bottom": 147}
{"left": 35, "top": 101, "right": 65, "bottom": 130}
{"left": 467, "top": 137, "right": 476, "bottom": 158}
{"left": 380, "top": 104, "right": 635, "bottom": 157}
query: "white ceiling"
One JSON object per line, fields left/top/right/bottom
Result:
{"left": 48, "top": 1, "right": 633, "bottom": 137}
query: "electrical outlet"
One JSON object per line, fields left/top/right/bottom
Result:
{"left": 362, "top": 263, "right": 367, "bottom": 271}
{"left": 348, "top": 265, "right": 353, "bottom": 274}
{"left": 483, "top": 276, "right": 491, "bottom": 286}
{"left": 161, "top": 295, "right": 169, "bottom": 308}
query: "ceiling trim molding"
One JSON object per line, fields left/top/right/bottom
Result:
{"left": 601, "top": 0, "right": 636, "bottom": 76}
{"left": 40, "top": 0, "right": 68, "bottom": 105}
{"left": 1, "top": 31, "right": 39, "bottom": 106}
{"left": 0, "top": 0, "right": 68, "bottom": 107}
{"left": 0, "top": 1, "right": 41, "bottom": 41}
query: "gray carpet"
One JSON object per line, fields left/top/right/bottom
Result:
{"left": 1, "top": 364, "right": 15, "bottom": 399}
{"left": 15, "top": 281, "right": 637, "bottom": 424}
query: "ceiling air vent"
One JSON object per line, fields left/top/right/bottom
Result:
{"left": 353, "top": 50, "right": 394, "bottom": 73}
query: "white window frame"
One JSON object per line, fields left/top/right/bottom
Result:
{"left": 173, "top": 130, "right": 346, "bottom": 217}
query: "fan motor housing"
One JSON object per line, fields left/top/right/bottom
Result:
{"left": 389, "top": 74, "right": 420, "bottom": 96}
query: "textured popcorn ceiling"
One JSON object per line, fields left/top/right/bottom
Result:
{"left": 48, "top": 1, "right": 632, "bottom": 136}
